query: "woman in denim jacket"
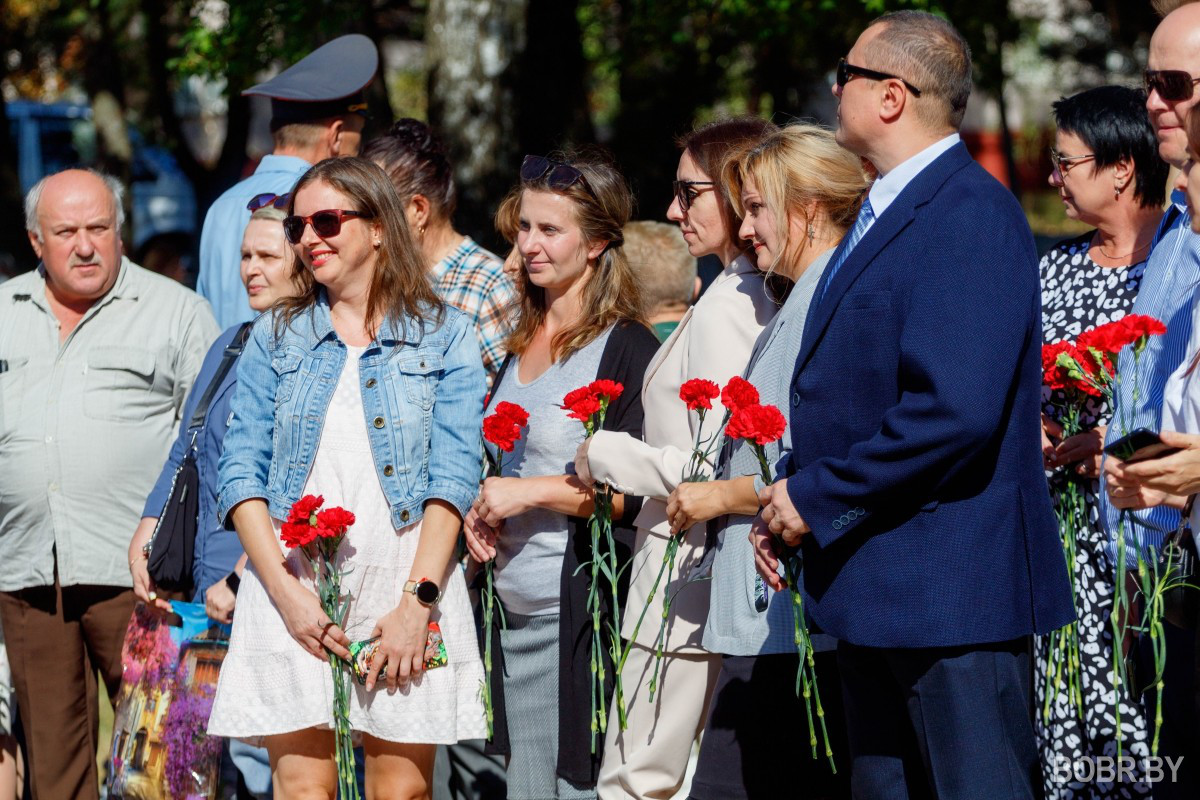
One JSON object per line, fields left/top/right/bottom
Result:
{"left": 208, "top": 158, "right": 487, "bottom": 796}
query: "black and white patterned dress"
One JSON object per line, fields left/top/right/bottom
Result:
{"left": 1036, "top": 232, "right": 1152, "bottom": 799}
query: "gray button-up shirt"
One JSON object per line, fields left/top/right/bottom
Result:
{"left": 0, "top": 258, "right": 219, "bottom": 591}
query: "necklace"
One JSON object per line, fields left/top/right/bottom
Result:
{"left": 1092, "top": 236, "right": 1151, "bottom": 263}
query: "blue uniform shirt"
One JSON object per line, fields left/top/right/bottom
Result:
{"left": 197, "top": 155, "right": 311, "bottom": 328}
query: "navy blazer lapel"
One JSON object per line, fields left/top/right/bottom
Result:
{"left": 792, "top": 143, "right": 974, "bottom": 381}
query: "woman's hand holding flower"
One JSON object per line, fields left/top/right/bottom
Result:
{"left": 667, "top": 481, "right": 729, "bottom": 535}
{"left": 276, "top": 576, "right": 350, "bottom": 661}
{"left": 474, "top": 476, "right": 539, "bottom": 527}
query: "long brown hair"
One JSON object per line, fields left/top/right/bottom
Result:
{"left": 274, "top": 157, "right": 444, "bottom": 339}
{"left": 505, "top": 150, "right": 645, "bottom": 361}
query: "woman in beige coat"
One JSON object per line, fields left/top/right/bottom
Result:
{"left": 575, "top": 117, "right": 778, "bottom": 799}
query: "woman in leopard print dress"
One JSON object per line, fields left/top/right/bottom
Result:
{"left": 1035, "top": 86, "right": 1169, "bottom": 800}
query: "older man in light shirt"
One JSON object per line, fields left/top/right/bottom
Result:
{"left": 0, "top": 168, "right": 217, "bottom": 800}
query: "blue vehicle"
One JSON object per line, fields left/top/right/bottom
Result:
{"left": 7, "top": 100, "right": 197, "bottom": 272}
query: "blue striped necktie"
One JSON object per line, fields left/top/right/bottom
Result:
{"left": 817, "top": 197, "right": 875, "bottom": 304}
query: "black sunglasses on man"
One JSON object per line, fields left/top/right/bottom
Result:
{"left": 836, "top": 58, "right": 922, "bottom": 97}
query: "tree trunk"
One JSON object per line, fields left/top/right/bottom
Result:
{"left": 426, "top": 0, "right": 529, "bottom": 246}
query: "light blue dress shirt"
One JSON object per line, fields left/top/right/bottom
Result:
{"left": 863, "top": 134, "right": 961, "bottom": 231}
{"left": 1101, "top": 191, "right": 1199, "bottom": 557}
{"left": 196, "top": 155, "right": 312, "bottom": 328}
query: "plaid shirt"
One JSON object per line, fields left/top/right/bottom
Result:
{"left": 432, "top": 236, "right": 514, "bottom": 380}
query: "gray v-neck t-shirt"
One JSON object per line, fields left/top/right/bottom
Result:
{"left": 485, "top": 326, "right": 613, "bottom": 616}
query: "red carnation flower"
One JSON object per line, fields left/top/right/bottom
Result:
{"left": 1042, "top": 341, "right": 1078, "bottom": 392}
{"left": 1120, "top": 314, "right": 1167, "bottom": 344}
{"left": 287, "top": 494, "right": 325, "bottom": 524}
{"left": 493, "top": 401, "right": 530, "bottom": 428}
{"left": 316, "top": 507, "right": 356, "bottom": 538}
{"left": 588, "top": 379, "right": 624, "bottom": 402}
{"left": 483, "top": 413, "right": 521, "bottom": 452}
{"left": 679, "top": 379, "right": 720, "bottom": 411}
{"left": 726, "top": 404, "right": 787, "bottom": 446}
{"left": 562, "top": 386, "right": 597, "bottom": 409}
{"left": 280, "top": 520, "right": 317, "bottom": 549}
{"left": 721, "top": 376, "right": 760, "bottom": 414}
{"left": 565, "top": 393, "right": 602, "bottom": 422}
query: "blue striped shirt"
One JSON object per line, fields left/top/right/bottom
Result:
{"left": 1102, "top": 191, "right": 1199, "bottom": 556}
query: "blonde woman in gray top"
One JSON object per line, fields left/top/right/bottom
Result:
{"left": 666, "top": 123, "right": 869, "bottom": 799}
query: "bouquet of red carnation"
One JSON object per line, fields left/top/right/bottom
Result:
{"left": 1041, "top": 313, "right": 1168, "bottom": 753}
{"left": 281, "top": 494, "right": 359, "bottom": 799}
{"left": 725, "top": 401, "right": 834, "bottom": 771}
{"left": 621, "top": 376, "right": 756, "bottom": 703}
{"left": 561, "top": 379, "right": 627, "bottom": 747}
{"left": 479, "top": 401, "right": 529, "bottom": 740}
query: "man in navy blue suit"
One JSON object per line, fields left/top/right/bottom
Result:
{"left": 751, "top": 11, "right": 1075, "bottom": 798}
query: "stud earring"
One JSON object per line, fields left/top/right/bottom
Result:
{"left": 418, "top": 224, "right": 426, "bottom": 238}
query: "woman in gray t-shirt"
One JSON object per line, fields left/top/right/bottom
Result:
{"left": 462, "top": 152, "right": 657, "bottom": 797}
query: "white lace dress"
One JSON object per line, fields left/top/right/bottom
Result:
{"left": 208, "top": 345, "right": 486, "bottom": 744}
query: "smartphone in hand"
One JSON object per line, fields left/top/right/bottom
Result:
{"left": 1103, "top": 427, "right": 1181, "bottom": 463}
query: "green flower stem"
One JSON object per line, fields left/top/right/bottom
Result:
{"left": 619, "top": 536, "right": 678, "bottom": 676}
{"left": 306, "top": 547, "right": 360, "bottom": 800}
{"left": 646, "top": 536, "right": 680, "bottom": 703}
{"left": 749, "top": 442, "right": 834, "bottom": 772}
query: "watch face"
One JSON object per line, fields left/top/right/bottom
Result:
{"left": 415, "top": 581, "right": 440, "bottom": 604}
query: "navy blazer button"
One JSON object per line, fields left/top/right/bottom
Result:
{"left": 383, "top": 465, "right": 394, "bottom": 477}
{"left": 833, "top": 520, "right": 843, "bottom": 530}
{"left": 848, "top": 510, "right": 858, "bottom": 520}
{"left": 373, "top": 416, "right": 385, "bottom": 428}
{"left": 792, "top": 392, "right": 800, "bottom": 407}
{"left": 400, "top": 510, "right": 410, "bottom": 522}
{"left": 366, "top": 378, "right": 377, "bottom": 388}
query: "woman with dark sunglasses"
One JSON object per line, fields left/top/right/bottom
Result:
{"left": 569, "top": 117, "right": 778, "bottom": 800}
{"left": 462, "top": 150, "right": 659, "bottom": 797}
{"left": 208, "top": 157, "right": 489, "bottom": 797}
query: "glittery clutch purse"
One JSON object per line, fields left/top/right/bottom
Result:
{"left": 348, "top": 622, "right": 449, "bottom": 686}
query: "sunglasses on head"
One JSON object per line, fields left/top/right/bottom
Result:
{"left": 520, "top": 155, "right": 591, "bottom": 193}
{"left": 836, "top": 58, "right": 922, "bottom": 97}
{"left": 1144, "top": 69, "right": 1200, "bottom": 102}
{"left": 282, "top": 209, "right": 373, "bottom": 245}
{"left": 672, "top": 180, "right": 714, "bottom": 212}
{"left": 246, "top": 192, "right": 291, "bottom": 212}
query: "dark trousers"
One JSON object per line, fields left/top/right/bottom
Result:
{"left": 0, "top": 578, "right": 134, "bottom": 800}
{"left": 837, "top": 638, "right": 1040, "bottom": 800}
{"left": 1137, "top": 617, "right": 1200, "bottom": 799}
{"left": 690, "top": 650, "right": 850, "bottom": 800}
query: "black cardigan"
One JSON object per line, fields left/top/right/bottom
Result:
{"left": 481, "top": 319, "right": 660, "bottom": 785}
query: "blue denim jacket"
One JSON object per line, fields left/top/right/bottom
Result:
{"left": 216, "top": 294, "right": 485, "bottom": 528}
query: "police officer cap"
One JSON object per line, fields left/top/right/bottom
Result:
{"left": 243, "top": 34, "right": 378, "bottom": 125}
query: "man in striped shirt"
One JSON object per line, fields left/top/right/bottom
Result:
{"left": 1101, "top": 8, "right": 1200, "bottom": 561}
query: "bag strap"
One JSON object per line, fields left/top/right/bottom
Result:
{"left": 186, "top": 322, "right": 253, "bottom": 432}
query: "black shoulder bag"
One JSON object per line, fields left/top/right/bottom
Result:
{"left": 146, "top": 323, "right": 252, "bottom": 594}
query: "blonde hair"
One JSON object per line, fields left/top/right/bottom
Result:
{"left": 724, "top": 122, "right": 870, "bottom": 281}
{"left": 505, "top": 150, "right": 646, "bottom": 361}
{"left": 623, "top": 220, "right": 696, "bottom": 313}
